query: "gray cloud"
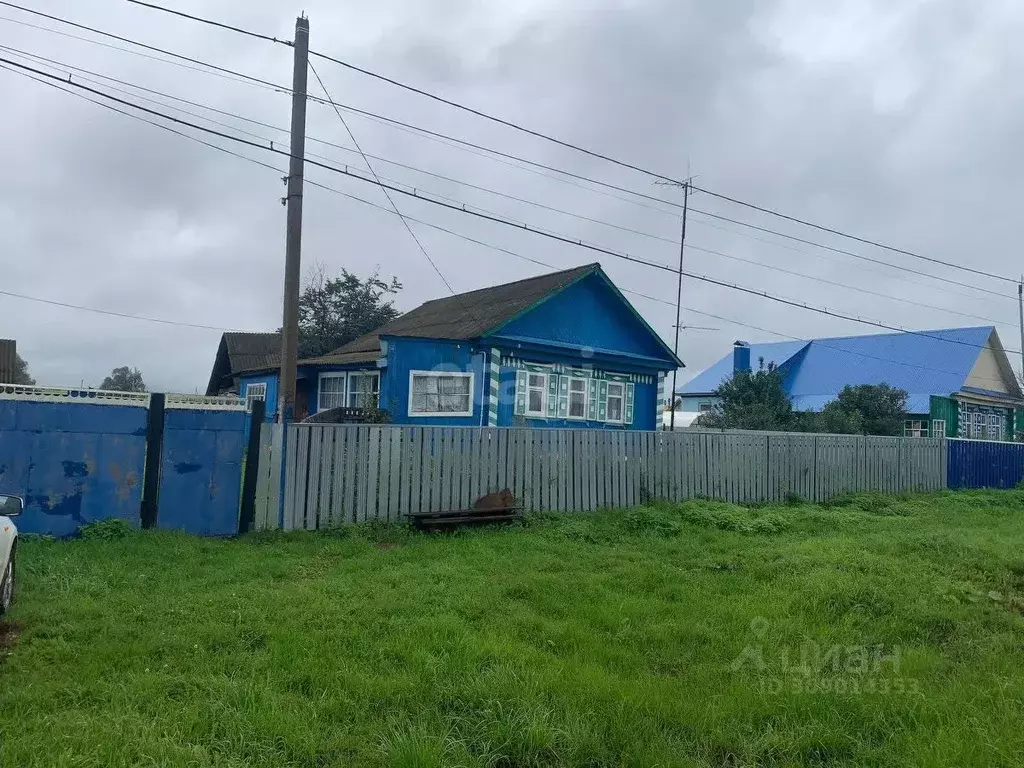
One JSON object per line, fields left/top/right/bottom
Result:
{"left": 2, "top": 0, "right": 1023, "bottom": 394}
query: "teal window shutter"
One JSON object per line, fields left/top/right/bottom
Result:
{"left": 515, "top": 371, "right": 528, "bottom": 416}
{"left": 587, "top": 378, "right": 598, "bottom": 420}
{"left": 547, "top": 374, "right": 558, "bottom": 418}
{"left": 598, "top": 380, "right": 608, "bottom": 421}
{"left": 625, "top": 382, "right": 635, "bottom": 425}
{"left": 557, "top": 375, "right": 570, "bottom": 418}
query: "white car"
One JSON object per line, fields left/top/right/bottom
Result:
{"left": 0, "top": 495, "right": 22, "bottom": 616}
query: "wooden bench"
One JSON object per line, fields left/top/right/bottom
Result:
{"left": 410, "top": 506, "right": 523, "bottom": 532}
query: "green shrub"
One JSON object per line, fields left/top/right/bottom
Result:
{"left": 78, "top": 518, "right": 135, "bottom": 540}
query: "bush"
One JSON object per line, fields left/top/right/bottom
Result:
{"left": 78, "top": 518, "right": 134, "bottom": 540}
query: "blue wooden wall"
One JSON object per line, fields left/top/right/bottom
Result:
{"left": 0, "top": 400, "right": 147, "bottom": 536}
{"left": 381, "top": 337, "right": 486, "bottom": 425}
{"left": 948, "top": 439, "right": 1024, "bottom": 489}
{"left": 493, "top": 365, "right": 658, "bottom": 430}
{"left": 492, "top": 273, "right": 675, "bottom": 362}
{"left": 240, "top": 373, "right": 279, "bottom": 423}
{"left": 157, "top": 408, "right": 247, "bottom": 535}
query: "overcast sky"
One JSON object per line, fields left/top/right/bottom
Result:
{"left": 1, "top": 0, "right": 1022, "bottom": 392}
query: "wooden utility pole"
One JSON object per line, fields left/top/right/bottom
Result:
{"left": 669, "top": 182, "right": 689, "bottom": 431}
{"left": 278, "top": 15, "right": 310, "bottom": 423}
{"left": 1018, "top": 277, "right": 1024, "bottom": 381}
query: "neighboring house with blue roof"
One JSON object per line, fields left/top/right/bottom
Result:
{"left": 210, "top": 263, "right": 682, "bottom": 430}
{"left": 678, "top": 326, "right": 1023, "bottom": 440}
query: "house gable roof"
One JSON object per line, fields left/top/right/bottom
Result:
{"left": 206, "top": 332, "right": 279, "bottom": 394}
{"left": 324, "top": 263, "right": 681, "bottom": 366}
{"left": 679, "top": 326, "right": 1018, "bottom": 413}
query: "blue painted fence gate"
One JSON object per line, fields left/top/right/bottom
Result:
{"left": 157, "top": 405, "right": 247, "bottom": 536}
{"left": 0, "top": 387, "right": 248, "bottom": 536}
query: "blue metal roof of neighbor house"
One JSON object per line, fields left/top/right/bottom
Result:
{"left": 679, "top": 340, "right": 810, "bottom": 395}
{"left": 679, "top": 326, "right": 1001, "bottom": 414}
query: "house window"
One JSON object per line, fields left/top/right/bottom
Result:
{"left": 526, "top": 373, "right": 547, "bottom": 416}
{"left": 318, "top": 372, "right": 346, "bottom": 411}
{"left": 606, "top": 382, "right": 625, "bottom": 423}
{"left": 969, "top": 411, "right": 986, "bottom": 440}
{"left": 568, "top": 378, "right": 587, "bottom": 419}
{"left": 244, "top": 382, "right": 266, "bottom": 412}
{"left": 932, "top": 419, "right": 946, "bottom": 438}
{"left": 409, "top": 371, "right": 474, "bottom": 417}
{"left": 987, "top": 413, "right": 1004, "bottom": 442}
{"left": 903, "top": 420, "right": 927, "bottom": 438}
{"left": 698, "top": 401, "right": 714, "bottom": 413}
{"left": 347, "top": 372, "right": 379, "bottom": 409}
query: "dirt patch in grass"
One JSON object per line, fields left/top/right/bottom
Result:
{"left": 0, "top": 620, "right": 21, "bottom": 658}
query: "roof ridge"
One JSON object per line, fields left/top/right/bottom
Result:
{"left": 426, "top": 262, "right": 599, "bottom": 303}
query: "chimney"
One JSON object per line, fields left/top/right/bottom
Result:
{"left": 0, "top": 339, "right": 15, "bottom": 383}
{"left": 733, "top": 340, "right": 751, "bottom": 374}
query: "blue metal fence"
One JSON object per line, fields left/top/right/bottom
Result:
{"left": 157, "top": 406, "right": 247, "bottom": 535}
{"left": 0, "top": 397, "right": 148, "bottom": 536}
{"left": 947, "top": 438, "right": 1024, "bottom": 489}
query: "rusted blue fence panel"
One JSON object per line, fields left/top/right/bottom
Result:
{"left": 947, "top": 438, "right": 1024, "bottom": 490}
{"left": 0, "top": 399, "right": 147, "bottom": 536}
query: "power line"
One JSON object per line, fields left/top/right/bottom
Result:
{"left": 13, "top": 3, "right": 1016, "bottom": 292}
{"left": 7, "top": 59, "right": 1014, "bottom": 388}
{"left": 308, "top": 60, "right": 470, "bottom": 310}
{"left": 12, "top": 42, "right": 1006, "bottom": 317}
{"left": 3, "top": 56, "right": 1017, "bottom": 358}
{"left": 0, "top": 2, "right": 283, "bottom": 90}
{"left": 691, "top": 184, "right": 1017, "bottom": 285}
{"left": 123, "top": 0, "right": 292, "bottom": 45}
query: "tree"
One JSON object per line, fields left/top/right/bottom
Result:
{"left": 815, "top": 384, "right": 908, "bottom": 436}
{"left": 11, "top": 354, "right": 34, "bottom": 385}
{"left": 696, "top": 359, "right": 794, "bottom": 431}
{"left": 295, "top": 266, "right": 402, "bottom": 358}
{"left": 100, "top": 366, "right": 147, "bottom": 392}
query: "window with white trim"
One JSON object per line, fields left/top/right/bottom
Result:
{"left": 318, "top": 372, "right": 346, "bottom": 411}
{"left": 698, "top": 401, "right": 714, "bottom": 413}
{"left": 931, "top": 419, "right": 946, "bottom": 439}
{"left": 568, "top": 377, "right": 587, "bottom": 419}
{"left": 987, "top": 413, "right": 1004, "bottom": 441}
{"left": 526, "top": 373, "right": 547, "bottom": 416}
{"left": 410, "top": 372, "right": 473, "bottom": 416}
{"left": 347, "top": 372, "right": 379, "bottom": 409}
{"left": 244, "top": 382, "right": 266, "bottom": 412}
{"left": 606, "top": 382, "right": 625, "bottom": 423}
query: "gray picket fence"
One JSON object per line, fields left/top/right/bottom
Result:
{"left": 252, "top": 425, "right": 947, "bottom": 531}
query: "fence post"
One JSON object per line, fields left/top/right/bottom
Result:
{"left": 140, "top": 392, "right": 165, "bottom": 529}
{"left": 237, "top": 400, "right": 265, "bottom": 534}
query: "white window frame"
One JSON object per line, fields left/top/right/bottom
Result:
{"left": 987, "top": 413, "right": 1004, "bottom": 441}
{"left": 244, "top": 382, "right": 267, "bottom": 412}
{"left": 317, "top": 372, "right": 347, "bottom": 412}
{"left": 698, "top": 401, "right": 714, "bottom": 413}
{"left": 525, "top": 372, "right": 547, "bottom": 417}
{"left": 408, "top": 371, "right": 475, "bottom": 418}
{"left": 931, "top": 419, "right": 946, "bottom": 438}
{"left": 606, "top": 381, "right": 625, "bottom": 424}
{"left": 567, "top": 376, "right": 588, "bottom": 420}
{"left": 346, "top": 371, "right": 380, "bottom": 409}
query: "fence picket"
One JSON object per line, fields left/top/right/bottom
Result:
{"left": 259, "top": 425, "right": 951, "bottom": 527}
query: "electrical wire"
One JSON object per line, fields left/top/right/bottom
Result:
{"left": 6, "top": 57, "right": 1016, "bottom": 388}
{"left": 3, "top": 55, "right": 1018, "bottom": 358}
{"left": 11, "top": 2, "right": 1017, "bottom": 291}
{"left": 308, "top": 60, "right": 473, "bottom": 314}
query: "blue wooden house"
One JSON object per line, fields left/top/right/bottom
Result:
{"left": 678, "top": 327, "right": 1024, "bottom": 440}
{"left": 211, "top": 264, "right": 682, "bottom": 429}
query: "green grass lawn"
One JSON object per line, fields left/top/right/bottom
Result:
{"left": 2, "top": 491, "right": 1024, "bottom": 767}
